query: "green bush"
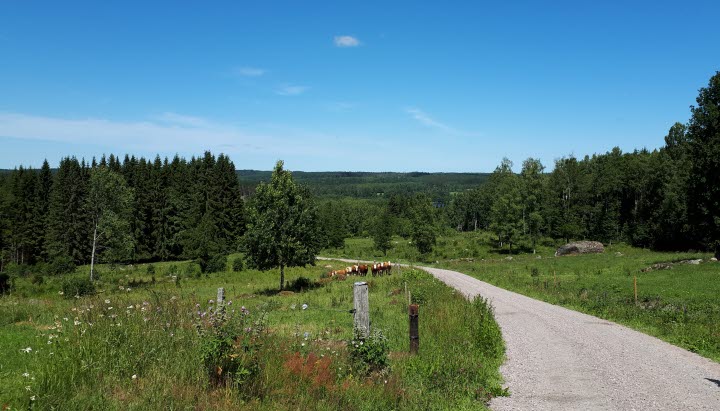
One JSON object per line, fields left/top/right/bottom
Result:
{"left": 348, "top": 328, "right": 389, "bottom": 374}
{"left": 0, "top": 273, "right": 12, "bottom": 294}
{"left": 31, "top": 274, "right": 45, "bottom": 285}
{"left": 232, "top": 257, "right": 245, "bottom": 272}
{"left": 61, "top": 277, "right": 95, "bottom": 298}
{"left": 146, "top": 264, "right": 156, "bottom": 275}
{"left": 199, "top": 254, "right": 227, "bottom": 274}
{"left": 48, "top": 255, "right": 76, "bottom": 276}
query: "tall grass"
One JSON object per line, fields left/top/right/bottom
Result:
{"left": 1, "top": 259, "right": 505, "bottom": 410}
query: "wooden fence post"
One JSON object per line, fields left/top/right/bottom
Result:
{"left": 633, "top": 277, "right": 638, "bottom": 305}
{"left": 216, "top": 287, "right": 225, "bottom": 314}
{"left": 353, "top": 282, "right": 370, "bottom": 339}
{"left": 409, "top": 304, "right": 419, "bottom": 354}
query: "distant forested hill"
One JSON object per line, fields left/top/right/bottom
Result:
{"left": 236, "top": 170, "right": 490, "bottom": 199}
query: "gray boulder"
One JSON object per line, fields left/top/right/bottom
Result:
{"left": 555, "top": 241, "right": 605, "bottom": 257}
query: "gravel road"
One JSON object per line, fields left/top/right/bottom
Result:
{"left": 319, "top": 258, "right": 720, "bottom": 410}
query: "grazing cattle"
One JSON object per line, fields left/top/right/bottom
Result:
{"left": 371, "top": 263, "right": 380, "bottom": 276}
{"left": 358, "top": 264, "right": 368, "bottom": 276}
{"left": 384, "top": 261, "right": 392, "bottom": 275}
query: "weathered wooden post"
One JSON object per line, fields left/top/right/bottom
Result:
{"left": 633, "top": 277, "right": 638, "bottom": 305}
{"left": 216, "top": 287, "right": 225, "bottom": 314}
{"left": 353, "top": 282, "right": 370, "bottom": 338}
{"left": 409, "top": 304, "right": 419, "bottom": 354}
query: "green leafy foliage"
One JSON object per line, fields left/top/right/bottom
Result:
{"left": 348, "top": 328, "right": 389, "bottom": 374}
{"left": 61, "top": 276, "right": 95, "bottom": 297}
{"left": 244, "top": 160, "right": 322, "bottom": 290}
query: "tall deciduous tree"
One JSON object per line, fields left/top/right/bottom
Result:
{"left": 244, "top": 161, "right": 321, "bottom": 290}
{"left": 520, "top": 158, "right": 545, "bottom": 253}
{"left": 87, "top": 167, "right": 134, "bottom": 280}
{"left": 686, "top": 71, "right": 720, "bottom": 257}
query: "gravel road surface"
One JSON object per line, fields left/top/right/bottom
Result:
{"left": 319, "top": 258, "right": 720, "bottom": 410}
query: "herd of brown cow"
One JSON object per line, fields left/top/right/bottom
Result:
{"left": 329, "top": 262, "right": 392, "bottom": 277}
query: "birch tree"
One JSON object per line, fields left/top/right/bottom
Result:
{"left": 87, "top": 167, "right": 134, "bottom": 280}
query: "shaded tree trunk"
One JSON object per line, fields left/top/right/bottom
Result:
{"left": 280, "top": 263, "right": 285, "bottom": 290}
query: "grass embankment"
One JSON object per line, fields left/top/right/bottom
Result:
{"left": 324, "top": 232, "right": 719, "bottom": 362}
{"left": 0, "top": 257, "right": 505, "bottom": 410}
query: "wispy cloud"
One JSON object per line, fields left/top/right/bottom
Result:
{"left": 155, "top": 112, "right": 210, "bottom": 128}
{"left": 275, "top": 84, "right": 309, "bottom": 96}
{"left": 404, "top": 107, "right": 480, "bottom": 137}
{"left": 234, "top": 66, "right": 265, "bottom": 77}
{"left": 334, "top": 35, "right": 360, "bottom": 47}
{"left": 0, "top": 112, "right": 337, "bottom": 156}
{"left": 405, "top": 108, "right": 453, "bottom": 132}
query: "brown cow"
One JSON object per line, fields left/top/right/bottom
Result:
{"left": 384, "top": 261, "right": 392, "bottom": 275}
{"left": 358, "top": 264, "right": 368, "bottom": 276}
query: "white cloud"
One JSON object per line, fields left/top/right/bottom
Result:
{"left": 404, "top": 107, "right": 481, "bottom": 138}
{"left": 334, "top": 35, "right": 360, "bottom": 47}
{"left": 155, "top": 112, "right": 210, "bottom": 128}
{"left": 275, "top": 85, "right": 309, "bottom": 96}
{"left": 405, "top": 108, "right": 453, "bottom": 132}
{"left": 234, "top": 66, "right": 265, "bottom": 77}
{"left": 0, "top": 112, "right": 332, "bottom": 156}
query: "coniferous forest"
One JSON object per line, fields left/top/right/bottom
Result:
{"left": 0, "top": 72, "right": 719, "bottom": 273}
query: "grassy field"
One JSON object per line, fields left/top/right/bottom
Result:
{"left": 324, "top": 232, "right": 720, "bottom": 362}
{"left": 0, "top": 256, "right": 505, "bottom": 410}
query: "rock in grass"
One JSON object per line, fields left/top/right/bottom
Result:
{"left": 711, "top": 257, "right": 718, "bottom": 262}
{"left": 641, "top": 262, "right": 673, "bottom": 272}
{"left": 555, "top": 241, "right": 605, "bottom": 257}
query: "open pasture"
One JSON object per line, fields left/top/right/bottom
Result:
{"left": 0, "top": 257, "right": 505, "bottom": 410}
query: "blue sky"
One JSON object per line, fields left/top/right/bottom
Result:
{"left": 1, "top": 0, "right": 718, "bottom": 172}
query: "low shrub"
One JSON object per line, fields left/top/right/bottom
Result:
{"left": 0, "top": 273, "right": 12, "bottom": 294}
{"left": 198, "top": 254, "right": 227, "bottom": 274}
{"left": 146, "top": 264, "right": 156, "bottom": 275}
{"left": 48, "top": 255, "right": 76, "bottom": 276}
{"left": 348, "top": 328, "right": 389, "bottom": 374}
{"left": 61, "top": 277, "right": 95, "bottom": 298}
{"left": 232, "top": 257, "right": 245, "bottom": 272}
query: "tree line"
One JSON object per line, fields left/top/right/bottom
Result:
{"left": 448, "top": 72, "right": 720, "bottom": 256}
{"left": 0, "top": 152, "right": 244, "bottom": 273}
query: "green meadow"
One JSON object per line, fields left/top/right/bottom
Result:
{"left": 325, "top": 232, "right": 720, "bottom": 362}
{"left": 0, "top": 256, "right": 505, "bottom": 410}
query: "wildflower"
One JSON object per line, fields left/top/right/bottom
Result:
{"left": 290, "top": 304, "right": 296, "bottom": 310}
{"left": 119, "top": 286, "right": 125, "bottom": 290}
{"left": 301, "top": 343, "right": 305, "bottom": 347}
{"left": 302, "top": 303, "right": 308, "bottom": 310}
{"left": 105, "top": 299, "right": 110, "bottom": 304}
{"left": 126, "top": 287, "right": 131, "bottom": 292}
{"left": 30, "top": 395, "right": 36, "bottom": 401}
{"left": 304, "top": 332, "right": 310, "bottom": 339}
{"left": 127, "top": 305, "right": 134, "bottom": 309}
{"left": 208, "top": 299, "right": 214, "bottom": 304}
{"left": 22, "top": 372, "right": 30, "bottom": 378}
{"left": 227, "top": 300, "right": 232, "bottom": 306}
{"left": 132, "top": 374, "right": 137, "bottom": 380}
{"left": 108, "top": 307, "right": 113, "bottom": 310}
{"left": 74, "top": 320, "right": 81, "bottom": 326}
{"left": 25, "top": 386, "right": 31, "bottom": 391}
{"left": 58, "top": 291, "right": 64, "bottom": 295}
{"left": 63, "top": 317, "right": 69, "bottom": 322}
{"left": 21, "top": 347, "right": 32, "bottom": 353}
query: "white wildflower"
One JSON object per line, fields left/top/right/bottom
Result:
{"left": 21, "top": 347, "right": 32, "bottom": 353}
{"left": 22, "top": 372, "right": 30, "bottom": 378}
{"left": 302, "top": 303, "right": 308, "bottom": 310}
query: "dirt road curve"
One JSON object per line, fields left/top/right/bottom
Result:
{"left": 319, "top": 258, "right": 720, "bottom": 410}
